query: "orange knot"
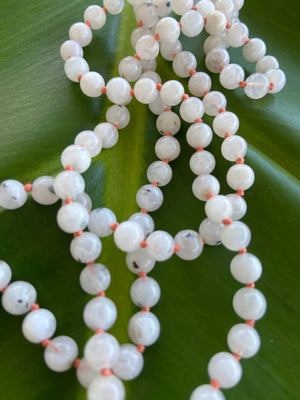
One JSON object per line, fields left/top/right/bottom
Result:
{"left": 140, "top": 209, "right": 148, "bottom": 214}
{"left": 203, "top": 17, "right": 207, "bottom": 24}
{"left": 246, "top": 319, "right": 255, "bottom": 327}
{"left": 203, "top": 90, "right": 209, "bottom": 97}
{"left": 218, "top": 107, "right": 226, "bottom": 113}
{"left": 95, "top": 328, "right": 105, "bottom": 334}
{"left": 174, "top": 244, "right": 181, "bottom": 253}
{"left": 137, "top": 344, "right": 145, "bottom": 353}
{"left": 140, "top": 240, "right": 148, "bottom": 248}
{"left": 101, "top": 86, "right": 107, "bottom": 94}
{"left": 194, "top": 118, "right": 203, "bottom": 124}
{"left": 73, "top": 358, "right": 81, "bottom": 369}
{"left": 233, "top": 353, "right": 241, "bottom": 361}
{"left": 236, "top": 189, "right": 244, "bottom": 196}
{"left": 1, "top": 286, "right": 8, "bottom": 293}
{"left": 156, "top": 83, "right": 162, "bottom": 91}
{"left": 65, "top": 198, "right": 73, "bottom": 204}
{"left": 189, "top": 69, "right": 197, "bottom": 75}
{"left": 77, "top": 75, "right": 83, "bottom": 81}
{"left": 42, "top": 339, "right": 51, "bottom": 348}
{"left": 224, "top": 133, "right": 231, "bottom": 138}
{"left": 110, "top": 222, "right": 120, "bottom": 231}
{"left": 73, "top": 230, "right": 83, "bottom": 237}
{"left": 164, "top": 131, "right": 172, "bottom": 136}
{"left": 162, "top": 158, "right": 169, "bottom": 163}
{"left": 226, "top": 22, "right": 231, "bottom": 29}
{"left": 220, "top": 66, "right": 225, "bottom": 71}
{"left": 172, "top": 53, "right": 177, "bottom": 59}
{"left": 30, "top": 303, "right": 39, "bottom": 311}
{"left": 164, "top": 108, "right": 171, "bottom": 112}
{"left": 138, "top": 272, "right": 147, "bottom": 278}
{"left": 151, "top": 182, "right": 158, "bottom": 186}
{"left": 210, "top": 379, "right": 220, "bottom": 390}
{"left": 202, "top": 237, "right": 205, "bottom": 244}
{"left": 154, "top": 33, "right": 160, "bottom": 41}
{"left": 236, "top": 157, "right": 244, "bottom": 164}
{"left": 222, "top": 218, "right": 232, "bottom": 225}
{"left": 130, "top": 89, "right": 135, "bottom": 97}
{"left": 191, "top": 6, "right": 197, "bottom": 10}
{"left": 246, "top": 282, "right": 255, "bottom": 288}
{"left": 244, "top": 38, "right": 250, "bottom": 45}
{"left": 141, "top": 307, "right": 150, "bottom": 312}
{"left": 97, "top": 291, "right": 106, "bottom": 297}
{"left": 24, "top": 183, "right": 33, "bottom": 192}
{"left": 102, "top": 7, "right": 108, "bottom": 13}
{"left": 206, "top": 192, "right": 215, "bottom": 199}
{"left": 113, "top": 124, "right": 119, "bottom": 130}
{"left": 65, "top": 165, "right": 74, "bottom": 171}
{"left": 269, "top": 82, "right": 275, "bottom": 91}
{"left": 137, "top": 21, "right": 143, "bottom": 28}
{"left": 134, "top": 54, "right": 140, "bottom": 60}
{"left": 238, "top": 247, "right": 247, "bottom": 254}
{"left": 178, "top": 22, "right": 182, "bottom": 29}
{"left": 196, "top": 146, "right": 203, "bottom": 152}
{"left": 182, "top": 94, "right": 189, "bottom": 101}
{"left": 86, "top": 261, "right": 95, "bottom": 266}
{"left": 101, "top": 368, "right": 113, "bottom": 376}
{"left": 239, "top": 81, "right": 247, "bottom": 88}
{"left": 85, "top": 20, "right": 91, "bottom": 28}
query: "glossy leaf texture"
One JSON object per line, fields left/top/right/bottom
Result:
{"left": 0, "top": 1, "right": 299, "bottom": 400}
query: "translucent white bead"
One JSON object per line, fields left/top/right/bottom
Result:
{"left": 190, "top": 151, "right": 216, "bottom": 175}
{"left": 94, "top": 122, "right": 119, "bottom": 148}
{"left": 265, "top": 68, "right": 286, "bottom": 93}
{"left": 44, "top": 335, "right": 78, "bottom": 372}
{"left": 141, "top": 71, "right": 161, "bottom": 84}
{"left": 75, "top": 130, "right": 102, "bottom": 157}
{"left": 134, "top": 78, "right": 158, "bottom": 104}
{"left": 160, "top": 40, "right": 182, "bottom": 61}
{"left": 64, "top": 56, "right": 90, "bottom": 82}
{"left": 57, "top": 202, "right": 89, "bottom": 233}
{"left": 255, "top": 55, "right": 279, "bottom": 73}
{"left": 145, "top": 230, "right": 174, "bottom": 261}
{"left": 88, "top": 208, "right": 116, "bottom": 237}
{"left": 186, "top": 123, "right": 213, "bottom": 149}
{"left": 149, "top": 95, "right": 167, "bottom": 115}
{"left": 84, "top": 5, "right": 106, "bottom": 29}
{"left": 208, "top": 351, "right": 242, "bottom": 388}
{"left": 103, "top": 0, "right": 124, "bottom": 14}
{"left": 2, "top": 281, "right": 36, "bottom": 315}
{"left": 106, "top": 105, "right": 130, "bottom": 129}
{"left": 113, "top": 344, "right": 144, "bottom": 380}
{"left": 244, "top": 73, "right": 269, "bottom": 99}
{"left": 221, "top": 135, "right": 247, "bottom": 161}
{"left": 192, "top": 174, "right": 220, "bottom": 201}
{"left": 80, "top": 263, "right": 111, "bottom": 294}
{"left": 230, "top": 253, "right": 262, "bottom": 284}
{"left": 135, "top": 34, "right": 159, "bottom": 60}
{"left": 205, "top": 48, "right": 230, "bottom": 73}
{"left": 135, "top": 3, "right": 158, "bottom": 28}
{"left": 73, "top": 192, "right": 92, "bottom": 211}
{"left": 225, "top": 22, "right": 248, "bottom": 47}
{"left": 128, "top": 311, "right": 160, "bottom": 345}
{"left": 205, "top": 195, "right": 232, "bottom": 222}
{"left": 195, "top": 0, "right": 215, "bottom": 17}
{"left": 156, "top": 0, "right": 173, "bottom": 17}
{"left": 180, "top": 97, "right": 204, "bottom": 123}
{"left": 156, "top": 138, "right": 180, "bottom": 163}
{"left": 140, "top": 58, "right": 157, "bottom": 72}
{"left": 60, "top": 40, "right": 83, "bottom": 61}
{"left": 190, "top": 384, "right": 225, "bottom": 400}
{"left": 226, "top": 164, "right": 255, "bottom": 190}
{"left": 227, "top": 323, "right": 261, "bottom": 358}
{"left": 232, "top": 0, "right": 244, "bottom": 11}
{"left": 233, "top": 287, "right": 267, "bottom": 320}
{"left": 76, "top": 357, "right": 98, "bottom": 388}
{"left": 106, "top": 77, "right": 131, "bottom": 105}
{"left": 203, "top": 91, "right": 227, "bottom": 116}
{"left": 199, "top": 218, "right": 222, "bottom": 245}
{"left": 203, "top": 35, "right": 225, "bottom": 55}
{"left": 173, "top": 51, "right": 197, "bottom": 78}
{"left": 84, "top": 332, "right": 120, "bottom": 370}
{"left": 171, "top": 0, "right": 193, "bottom": 15}
{"left": 147, "top": 161, "right": 172, "bottom": 186}
{"left": 188, "top": 72, "right": 212, "bottom": 97}
{"left": 130, "top": 276, "right": 161, "bottom": 307}
{"left": 87, "top": 375, "right": 125, "bottom": 400}
{"left": 129, "top": 212, "right": 155, "bottom": 237}
{"left": 156, "top": 111, "right": 181, "bottom": 135}
{"left": 70, "top": 232, "right": 102, "bottom": 263}
{"left": 83, "top": 297, "right": 117, "bottom": 330}
{"left": 126, "top": 249, "right": 156, "bottom": 274}
{"left": 136, "top": 184, "right": 163, "bottom": 212}
{"left": 30, "top": 176, "right": 58, "bottom": 205}
{"left": 69, "top": 22, "right": 92, "bottom": 47}
{"left": 213, "top": 111, "right": 239, "bottom": 137}
{"left": 160, "top": 80, "right": 184, "bottom": 106}
{"left": 118, "top": 56, "right": 142, "bottom": 82}
{"left": 114, "top": 221, "right": 144, "bottom": 252}
{"left": 131, "top": 27, "right": 151, "bottom": 48}
{"left": 174, "top": 229, "right": 203, "bottom": 260}
{"left": 22, "top": 308, "right": 56, "bottom": 343}
{"left": 61, "top": 145, "right": 91, "bottom": 173}
{"left": 220, "top": 63, "right": 245, "bottom": 89}
{"left": 80, "top": 71, "right": 105, "bottom": 97}
{"left": 242, "top": 38, "right": 266, "bottom": 63}
{"left": 0, "top": 261, "right": 12, "bottom": 290}
{"left": 215, "top": 0, "right": 234, "bottom": 19}
{"left": 54, "top": 170, "right": 85, "bottom": 200}
{"left": 0, "top": 179, "right": 27, "bottom": 209}
{"left": 226, "top": 194, "right": 247, "bottom": 220}
{"left": 180, "top": 10, "right": 204, "bottom": 37}
{"left": 221, "top": 221, "right": 251, "bottom": 251}
{"left": 205, "top": 10, "right": 227, "bottom": 35}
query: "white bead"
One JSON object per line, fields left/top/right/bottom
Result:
{"left": 135, "top": 34, "right": 159, "bottom": 60}
{"left": 2, "top": 281, "right": 36, "bottom": 315}
{"left": 225, "top": 22, "right": 248, "bottom": 47}
{"left": 80, "top": 71, "right": 105, "bottom": 97}
{"left": 186, "top": 123, "right": 213, "bottom": 148}
{"left": 69, "top": 22, "right": 92, "bottom": 47}
{"left": 145, "top": 230, "right": 174, "bottom": 261}
{"left": 205, "top": 195, "right": 232, "bottom": 222}
{"left": 233, "top": 287, "right": 267, "bottom": 320}
{"left": 114, "top": 221, "right": 144, "bottom": 252}
{"left": 180, "top": 10, "right": 204, "bottom": 37}
{"left": 190, "top": 384, "right": 225, "bottom": 400}
{"left": 205, "top": 48, "right": 230, "bottom": 73}
{"left": 199, "top": 218, "right": 222, "bottom": 245}
{"left": 156, "top": 0, "right": 173, "bottom": 17}
{"left": 140, "top": 58, "right": 157, "bottom": 72}
{"left": 160, "top": 40, "right": 182, "bottom": 61}
{"left": 221, "top": 221, "right": 251, "bottom": 251}
{"left": 70, "top": 232, "right": 102, "bottom": 263}
{"left": 106, "top": 105, "right": 130, "bottom": 129}
{"left": 75, "top": 130, "right": 102, "bottom": 157}
{"left": 76, "top": 357, "right": 98, "bottom": 388}
{"left": 244, "top": 73, "right": 269, "bottom": 99}
{"left": 208, "top": 351, "right": 242, "bottom": 388}
{"left": 84, "top": 332, "right": 120, "bottom": 370}
{"left": 131, "top": 27, "right": 151, "bottom": 48}
{"left": 192, "top": 174, "right": 220, "bottom": 201}
{"left": 135, "top": 3, "right": 158, "bottom": 28}
{"left": 84, "top": 5, "right": 106, "bottom": 29}
{"left": 88, "top": 208, "right": 117, "bottom": 237}
{"left": 80, "top": 263, "right": 111, "bottom": 294}
{"left": 61, "top": 144, "right": 91, "bottom": 173}
{"left": 83, "top": 297, "right": 117, "bottom": 330}
{"left": 242, "top": 38, "right": 266, "bottom": 63}
{"left": 64, "top": 56, "right": 89, "bottom": 82}
{"left": 226, "top": 164, "right": 255, "bottom": 190}
{"left": 265, "top": 68, "right": 286, "bottom": 93}
{"left": 44, "top": 335, "right": 78, "bottom": 372}
{"left": 113, "top": 344, "right": 144, "bottom": 380}
{"left": 128, "top": 311, "right": 160, "bottom": 345}
{"left": 213, "top": 111, "right": 239, "bottom": 137}
{"left": 0, "top": 179, "right": 27, "bottom": 209}
{"left": 227, "top": 323, "right": 261, "bottom": 358}
{"left": 60, "top": 40, "right": 83, "bottom": 61}
{"left": 87, "top": 375, "right": 125, "bottom": 400}
{"left": 255, "top": 55, "right": 279, "bottom": 73}
{"left": 171, "top": 0, "right": 193, "bottom": 15}
{"left": 22, "top": 308, "right": 56, "bottom": 343}
{"left": 232, "top": 0, "right": 244, "bottom": 10}
{"left": 118, "top": 56, "right": 142, "bottom": 82}
{"left": 180, "top": 97, "right": 204, "bottom": 123}
{"left": 156, "top": 111, "right": 181, "bottom": 135}
{"left": 126, "top": 249, "right": 156, "bottom": 274}
{"left": 190, "top": 151, "right": 216, "bottom": 175}
{"left": 149, "top": 94, "right": 167, "bottom": 115}
{"left": 147, "top": 161, "right": 172, "bottom": 186}
{"left": 0, "top": 261, "right": 12, "bottom": 290}
{"left": 54, "top": 170, "right": 85, "bottom": 200}
{"left": 226, "top": 194, "right": 247, "bottom": 220}
{"left": 94, "top": 122, "right": 119, "bottom": 148}
{"left": 130, "top": 276, "right": 161, "bottom": 307}
{"left": 155, "top": 136, "right": 181, "bottom": 161}
{"left": 203, "top": 91, "right": 227, "bottom": 116}
{"left": 188, "top": 72, "right": 211, "bottom": 97}
{"left": 136, "top": 184, "right": 163, "bottom": 212}
{"left": 129, "top": 212, "right": 155, "bottom": 237}
{"left": 173, "top": 51, "right": 197, "bottom": 78}
{"left": 221, "top": 135, "right": 247, "bottom": 160}
{"left": 30, "top": 176, "right": 58, "bottom": 205}
{"left": 57, "top": 202, "right": 89, "bottom": 233}
{"left": 141, "top": 71, "right": 161, "bottom": 84}
{"left": 134, "top": 78, "right": 158, "bottom": 104}
{"left": 203, "top": 35, "right": 225, "bottom": 55}
{"left": 103, "top": 0, "right": 124, "bottom": 14}
{"left": 195, "top": 0, "right": 215, "bottom": 17}
{"left": 230, "top": 253, "right": 262, "bottom": 284}
{"left": 174, "top": 229, "right": 203, "bottom": 260}
{"left": 215, "top": 0, "right": 234, "bottom": 19}
{"left": 106, "top": 77, "right": 131, "bottom": 105}
{"left": 205, "top": 10, "right": 227, "bottom": 35}
{"left": 73, "top": 192, "right": 92, "bottom": 211}
{"left": 160, "top": 80, "right": 184, "bottom": 106}
{"left": 219, "top": 63, "right": 245, "bottom": 89}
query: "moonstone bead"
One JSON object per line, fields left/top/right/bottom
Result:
{"left": 221, "top": 135, "right": 247, "bottom": 161}
{"left": 130, "top": 276, "right": 161, "bottom": 307}
{"left": 188, "top": 72, "right": 212, "bottom": 97}
{"left": 149, "top": 95, "right": 167, "bottom": 115}
{"left": 126, "top": 249, "right": 156, "bottom": 274}
{"left": 80, "top": 263, "right": 111, "bottom": 294}
{"left": 64, "top": 56, "right": 89, "bottom": 82}
{"left": 186, "top": 123, "right": 213, "bottom": 148}
{"left": 255, "top": 55, "right": 279, "bottom": 73}
{"left": 147, "top": 161, "right": 172, "bottom": 186}
{"left": 129, "top": 212, "right": 155, "bottom": 237}
{"left": 88, "top": 208, "right": 117, "bottom": 237}
{"left": 73, "top": 192, "right": 92, "bottom": 211}
{"left": 265, "top": 68, "right": 286, "bottom": 93}
{"left": 83, "top": 297, "right": 117, "bottom": 330}
{"left": 155, "top": 136, "right": 181, "bottom": 160}
{"left": 180, "top": 97, "right": 204, "bottom": 123}
{"left": 131, "top": 27, "right": 151, "bottom": 48}
{"left": 0, "top": 261, "right": 12, "bottom": 290}
{"left": 156, "top": 0, "right": 173, "bottom": 17}
{"left": 135, "top": 34, "right": 159, "bottom": 60}
{"left": 84, "top": 5, "right": 106, "bottom": 29}
{"left": 75, "top": 130, "right": 102, "bottom": 157}
{"left": 221, "top": 221, "right": 251, "bottom": 251}
{"left": 173, "top": 51, "right": 197, "bottom": 78}
{"left": 113, "top": 344, "right": 144, "bottom": 380}
{"left": 203, "top": 91, "right": 227, "bottom": 116}
{"left": 22, "top": 308, "right": 56, "bottom": 343}
{"left": 195, "top": 0, "right": 215, "bottom": 17}
{"left": 192, "top": 174, "right": 220, "bottom": 201}
{"left": 230, "top": 253, "right": 262, "bottom": 283}
{"left": 226, "top": 22, "right": 249, "bottom": 47}
{"left": 61, "top": 145, "right": 91, "bottom": 173}
{"left": 134, "top": 78, "right": 158, "bottom": 104}
{"left": 57, "top": 202, "right": 89, "bottom": 233}
{"left": 205, "top": 10, "right": 227, "bottom": 35}
{"left": 242, "top": 38, "right": 266, "bottom": 62}
{"left": 54, "top": 170, "right": 85, "bottom": 200}
{"left": 94, "top": 122, "right": 119, "bottom": 148}
{"left": 114, "top": 221, "right": 144, "bottom": 252}
{"left": 190, "top": 384, "right": 225, "bottom": 400}
{"left": 145, "top": 230, "right": 174, "bottom": 261}
{"left": 174, "top": 229, "right": 203, "bottom": 260}
{"left": 205, "top": 195, "right": 232, "bottom": 222}
{"left": 87, "top": 375, "right": 125, "bottom": 400}
{"left": 219, "top": 63, "right": 245, "bottom": 89}
{"left": 70, "top": 232, "right": 102, "bottom": 263}
{"left": 136, "top": 184, "right": 163, "bottom": 212}
{"left": 141, "top": 71, "right": 162, "bottom": 84}
{"left": 128, "top": 311, "right": 160, "bottom": 345}
{"left": 156, "top": 111, "right": 181, "bottom": 135}
{"left": 0, "top": 179, "right": 27, "bottom": 209}
{"left": 233, "top": 287, "right": 267, "bottom": 320}
{"left": 190, "top": 151, "right": 216, "bottom": 175}
{"left": 80, "top": 71, "right": 105, "bottom": 97}
{"left": 213, "top": 111, "right": 239, "bottom": 137}
{"left": 226, "top": 164, "right": 255, "bottom": 190}
{"left": 30, "top": 176, "right": 58, "bottom": 205}
{"left": 203, "top": 35, "right": 225, "bottom": 55}
{"left": 76, "top": 357, "right": 98, "bottom": 388}
{"left": 215, "top": 0, "right": 234, "bottom": 19}
{"left": 180, "top": 10, "right": 204, "bottom": 37}
{"left": 60, "top": 40, "right": 83, "bottom": 61}
{"left": 208, "top": 352, "right": 242, "bottom": 388}
{"left": 199, "top": 218, "right": 222, "bottom": 245}
{"left": 244, "top": 73, "right": 269, "bottom": 99}
{"left": 118, "top": 56, "right": 142, "bottom": 82}
{"left": 227, "top": 323, "right": 261, "bottom": 358}
{"left": 171, "top": 0, "right": 193, "bottom": 15}
{"left": 226, "top": 194, "right": 247, "bottom": 220}
{"left": 135, "top": 3, "right": 158, "bottom": 27}
{"left": 103, "top": 0, "right": 124, "bottom": 14}
{"left": 140, "top": 58, "right": 157, "bottom": 72}
{"left": 205, "top": 48, "right": 230, "bottom": 73}
{"left": 106, "top": 77, "right": 131, "bottom": 105}
{"left": 232, "top": 0, "right": 244, "bottom": 10}
{"left": 2, "top": 281, "right": 36, "bottom": 315}
{"left": 44, "top": 335, "right": 78, "bottom": 372}
{"left": 69, "top": 22, "right": 92, "bottom": 47}
{"left": 160, "top": 80, "right": 184, "bottom": 106}
{"left": 160, "top": 40, "right": 182, "bottom": 61}
{"left": 84, "top": 332, "right": 120, "bottom": 370}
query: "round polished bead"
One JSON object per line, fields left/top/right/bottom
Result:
{"left": 174, "top": 229, "right": 203, "bottom": 260}
{"left": 129, "top": 212, "right": 155, "bottom": 237}
{"left": 147, "top": 161, "right": 172, "bottom": 186}
{"left": 57, "top": 202, "right": 89, "bottom": 233}
{"left": 131, "top": 27, "right": 151, "bottom": 48}
{"left": 80, "top": 263, "right": 111, "bottom": 295}
{"left": 84, "top": 332, "right": 120, "bottom": 370}
{"left": 61, "top": 145, "right": 91, "bottom": 173}
{"left": 30, "top": 176, "right": 58, "bottom": 205}
{"left": 227, "top": 323, "right": 261, "bottom": 358}
{"left": 156, "top": 0, "right": 173, "bottom": 17}
{"left": 188, "top": 72, "right": 212, "bottom": 97}
{"left": 135, "top": 34, "right": 159, "bottom": 60}
{"left": 106, "top": 77, "right": 132, "bottom": 105}
{"left": 73, "top": 192, "right": 92, "bottom": 211}
{"left": 136, "top": 184, "right": 163, "bottom": 212}
{"left": 22, "top": 308, "right": 56, "bottom": 343}
{"left": 80, "top": 71, "right": 105, "bottom": 97}
{"left": 141, "top": 71, "right": 162, "bottom": 84}
{"left": 60, "top": 40, "right": 83, "bottom": 61}
{"left": 76, "top": 357, "right": 98, "bottom": 388}
{"left": 94, "top": 122, "right": 119, "bottom": 148}
{"left": 75, "top": 130, "right": 102, "bottom": 157}
{"left": 203, "top": 35, "right": 226, "bottom": 55}
{"left": 220, "top": 63, "right": 245, "bottom": 89}
{"left": 83, "top": 297, "right": 117, "bottom": 330}
{"left": 265, "top": 68, "right": 286, "bottom": 93}
{"left": 180, "top": 10, "right": 204, "bottom": 37}
{"left": 156, "top": 111, "right": 181, "bottom": 135}
{"left": 242, "top": 38, "right": 266, "bottom": 63}
{"left": 190, "top": 151, "right": 216, "bottom": 175}
{"left": 205, "top": 10, "right": 227, "bottom": 35}
{"left": 255, "top": 55, "right": 279, "bottom": 73}
{"left": 190, "top": 384, "right": 225, "bottom": 400}
{"left": 2, "top": 281, "right": 36, "bottom": 315}
{"left": 232, "top": 0, "right": 244, "bottom": 10}
{"left": 199, "top": 218, "right": 223, "bottom": 246}
{"left": 44, "top": 335, "right": 78, "bottom": 372}
{"left": 134, "top": 78, "right": 158, "bottom": 104}
{"left": 145, "top": 230, "right": 174, "bottom": 261}
{"left": 221, "top": 135, "right": 247, "bottom": 161}
{"left": 226, "top": 164, "right": 255, "bottom": 190}
{"left": 226, "top": 22, "right": 249, "bottom": 47}
{"left": 205, "top": 195, "right": 232, "bottom": 222}
{"left": 126, "top": 249, "right": 156, "bottom": 274}
{"left": 118, "top": 56, "right": 142, "bottom": 82}
{"left": 155, "top": 17, "right": 181, "bottom": 43}
{"left": 215, "top": 0, "right": 234, "bottom": 19}
{"left": 186, "top": 123, "right": 213, "bottom": 149}
{"left": 155, "top": 136, "right": 181, "bottom": 161}
{"left": 160, "top": 80, "right": 185, "bottom": 106}
{"left": 53, "top": 170, "right": 85, "bottom": 200}
{"left": 84, "top": 5, "right": 106, "bottom": 29}
{"left": 160, "top": 40, "right": 182, "bottom": 61}
{"left": 244, "top": 73, "right": 269, "bottom": 99}
{"left": 221, "top": 221, "right": 251, "bottom": 251}
{"left": 140, "top": 58, "right": 157, "bottom": 72}
{"left": 203, "top": 91, "right": 227, "bottom": 116}
{"left": 192, "top": 174, "right": 220, "bottom": 201}
{"left": 88, "top": 208, "right": 117, "bottom": 237}
{"left": 180, "top": 97, "right": 204, "bottom": 123}
{"left": 114, "top": 221, "right": 144, "bottom": 252}
{"left": 171, "top": 0, "right": 193, "bottom": 15}
{"left": 226, "top": 194, "right": 247, "bottom": 220}
{"left": 128, "top": 311, "right": 160, "bottom": 346}
{"left": 69, "top": 22, "right": 92, "bottom": 47}
{"left": 0, "top": 261, "right": 12, "bottom": 290}
{"left": 233, "top": 287, "right": 267, "bottom": 320}
{"left": 0, "top": 179, "right": 27, "bottom": 209}
{"left": 208, "top": 351, "right": 242, "bottom": 388}
{"left": 103, "top": 0, "right": 124, "bottom": 14}
{"left": 149, "top": 94, "right": 167, "bottom": 115}
{"left": 130, "top": 276, "right": 161, "bottom": 307}
{"left": 64, "top": 56, "right": 89, "bottom": 82}
{"left": 213, "top": 111, "right": 239, "bottom": 137}
{"left": 195, "top": 0, "right": 215, "bottom": 17}
{"left": 70, "top": 232, "right": 102, "bottom": 263}
{"left": 205, "top": 48, "right": 230, "bottom": 73}
{"left": 173, "top": 51, "right": 197, "bottom": 78}
{"left": 113, "top": 344, "right": 144, "bottom": 380}
{"left": 230, "top": 253, "right": 262, "bottom": 284}
{"left": 87, "top": 375, "right": 125, "bottom": 400}
{"left": 135, "top": 3, "right": 158, "bottom": 27}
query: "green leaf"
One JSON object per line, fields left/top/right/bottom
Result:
{"left": 0, "top": 1, "right": 299, "bottom": 400}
